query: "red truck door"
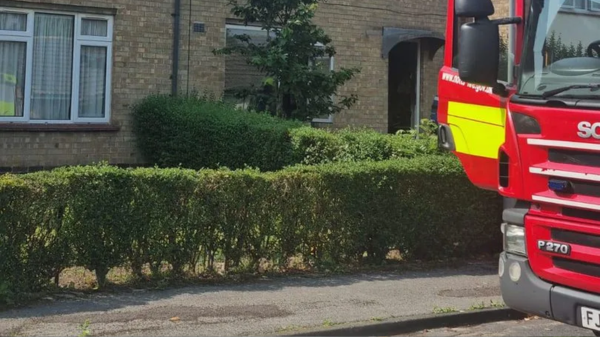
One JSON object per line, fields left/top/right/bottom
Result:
{"left": 437, "top": 0, "right": 515, "bottom": 191}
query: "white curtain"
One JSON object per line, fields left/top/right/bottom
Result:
{"left": 81, "top": 19, "right": 107, "bottom": 37}
{"left": 0, "top": 41, "right": 26, "bottom": 117}
{"left": 79, "top": 45, "right": 107, "bottom": 118}
{"left": 0, "top": 12, "right": 27, "bottom": 31}
{"left": 31, "top": 13, "right": 73, "bottom": 120}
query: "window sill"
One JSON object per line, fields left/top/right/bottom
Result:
{"left": 0, "top": 123, "right": 121, "bottom": 132}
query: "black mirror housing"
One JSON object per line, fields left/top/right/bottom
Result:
{"left": 458, "top": 21, "right": 500, "bottom": 87}
{"left": 455, "top": 0, "right": 495, "bottom": 18}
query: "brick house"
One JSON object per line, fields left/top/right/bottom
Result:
{"left": 0, "top": 0, "right": 509, "bottom": 171}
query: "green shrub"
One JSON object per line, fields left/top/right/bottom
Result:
{"left": 131, "top": 94, "right": 304, "bottom": 171}
{"left": 0, "top": 155, "right": 502, "bottom": 298}
{"left": 290, "top": 121, "right": 443, "bottom": 165}
{"left": 132, "top": 94, "right": 442, "bottom": 171}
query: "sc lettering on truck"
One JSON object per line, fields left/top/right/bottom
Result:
{"left": 577, "top": 121, "right": 600, "bottom": 139}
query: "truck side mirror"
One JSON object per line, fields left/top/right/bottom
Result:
{"left": 455, "top": 0, "right": 495, "bottom": 18}
{"left": 458, "top": 21, "right": 500, "bottom": 88}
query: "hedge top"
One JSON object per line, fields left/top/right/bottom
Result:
{"left": 131, "top": 94, "right": 443, "bottom": 172}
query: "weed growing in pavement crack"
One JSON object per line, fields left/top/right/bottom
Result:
{"left": 322, "top": 319, "right": 334, "bottom": 327}
{"left": 489, "top": 300, "right": 505, "bottom": 308}
{"left": 432, "top": 306, "right": 458, "bottom": 314}
{"left": 470, "top": 301, "right": 486, "bottom": 310}
{"left": 78, "top": 319, "right": 91, "bottom": 337}
{"left": 469, "top": 300, "right": 506, "bottom": 310}
{"left": 277, "top": 325, "right": 302, "bottom": 333}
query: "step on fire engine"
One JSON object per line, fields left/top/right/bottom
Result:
{"left": 438, "top": 0, "right": 600, "bottom": 334}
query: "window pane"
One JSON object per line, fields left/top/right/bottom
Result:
{"left": 313, "top": 57, "right": 331, "bottom": 73}
{"left": 81, "top": 19, "right": 108, "bottom": 37}
{"left": 0, "top": 42, "right": 26, "bottom": 117}
{"left": 79, "top": 46, "right": 107, "bottom": 118}
{"left": 31, "top": 13, "right": 74, "bottom": 120}
{"left": 224, "top": 26, "right": 271, "bottom": 103}
{"left": 0, "top": 12, "right": 27, "bottom": 32}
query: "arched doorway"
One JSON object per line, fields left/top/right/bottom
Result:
{"left": 381, "top": 27, "right": 444, "bottom": 134}
{"left": 388, "top": 41, "right": 419, "bottom": 134}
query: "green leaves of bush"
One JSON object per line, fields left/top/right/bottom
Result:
{"left": 0, "top": 156, "right": 502, "bottom": 300}
{"left": 132, "top": 94, "right": 443, "bottom": 171}
{"left": 290, "top": 122, "right": 443, "bottom": 165}
{"left": 132, "top": 94, "right": 304, "bottom": 172}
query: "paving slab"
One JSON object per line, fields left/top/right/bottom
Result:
{"left": 404, "top": 316, "right": 593, "bottom": 337}
{"left": 0, "top": 261, "right": 506, "bottom": 336}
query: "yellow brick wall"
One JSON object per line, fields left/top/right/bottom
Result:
{"left": 1, "top": 0, "right": 178, "bottom": 169}
{"left": 311, "top": 0, "right": 447, "bottom": 132}
{"left": 2, "top": 0, "right": 513, "bottom": 169}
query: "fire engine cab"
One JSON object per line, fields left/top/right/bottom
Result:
{"left": 438, "top": 0, "right": 600, "bottom": 334}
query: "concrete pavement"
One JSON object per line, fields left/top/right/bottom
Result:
{"left": 405, "top": 316, "right": 595, "bottom": 336}
{"left": 0, "top": 260, "right": 508, "bottom": 336}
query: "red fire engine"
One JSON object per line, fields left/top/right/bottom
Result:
{"left": 438, "top": 0, "right": 600, "bottom": 334}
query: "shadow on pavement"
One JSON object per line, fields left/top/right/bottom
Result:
{"left": 0, "top": 260, "right": 499, "bottom": 320}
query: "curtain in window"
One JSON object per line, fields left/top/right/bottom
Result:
{"left": 31, "top": 13, "right": 73, "bottom": 120}
{"left": 79, "top": 46, "right": 107, "bottom": 118}
{"left": 0, "top": 12, "right": 27, "bottom": 31}
{"left": 81, "top": 19, "right": 108, "bottom": 37}
{"left": 0, "top": 42, "right": 26, "bottom": 117}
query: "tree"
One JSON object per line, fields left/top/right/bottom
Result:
{"left": 577, "top": 41, "right": 584, "bottom": 58}
{"left": 214, "top": 0, "right": 360, "bottom": 121}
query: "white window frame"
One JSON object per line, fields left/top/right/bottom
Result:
{"left": 560, "top": 0, "right": 600, "bottom": 11}
{"left": 562, "top": 0, "right": 587, "bottom": 10}
{"left": 225, "top": 23, "right": 274, "bottom": 44}
{"left": 0, "top": 7, "right": 113, "bottom": 124}
{"left": 310, "top": 42, "right": 335, "bottom": 124}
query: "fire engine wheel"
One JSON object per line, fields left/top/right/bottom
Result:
{"left": 593, "top": 331, "right": 600, "bottom": 337}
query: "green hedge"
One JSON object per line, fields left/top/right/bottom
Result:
{"left": 131, "top": 94, "right": 304, "bottom": 172}
{"left": 132, "top": 94, "right": 442, "bottom": 171}
{"left": 290, "top": 125, "right": 441, "bottom": 165}
{"left": 0, "top": 155, "right": 502, "bottom": 300}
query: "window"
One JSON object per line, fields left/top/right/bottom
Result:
{"left": 0, "top": 8, "right": 113, "bottom": 123}
{"left": 562, "top": 0, "right": 587, "bottom": 9}
{"left": 561, "top": 0, "right": 600, "bottom": 11}
{"left": 224, "top": 24, "right": 274, "bottom": 107}
{"left": 225, "top": 23, "right": 335, "bottom": 123}
{"left": 310, "top": 43, "right": 335, "bottom": 123}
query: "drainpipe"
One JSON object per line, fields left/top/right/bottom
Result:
{"left": 172, "top": 0, "right": 181, "bottom": 96}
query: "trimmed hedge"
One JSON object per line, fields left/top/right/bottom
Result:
{"left": 290, "top": 125, "right": 441, "bottom": 165}
{"left": 131, "top": 94, "right": 442, "bottom": 171}
{"left": 0, "top": 155, "right": 502, "bottom": 300}
{"left": 131, "top": 94, "right": 304, "bottom": 172}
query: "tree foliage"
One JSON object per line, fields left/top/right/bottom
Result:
{"left": 214, "top": 0, "right": 361, "bottom": 121}
{"left": 544, "top": 31, "right": 586, "bottom": 64}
